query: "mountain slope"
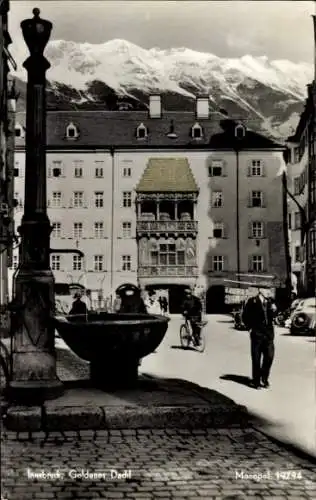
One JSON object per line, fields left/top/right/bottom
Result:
{"left": 12, "top": 39, "right": 312, "bottom": 138}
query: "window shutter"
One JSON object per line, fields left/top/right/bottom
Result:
{"left": 222, "top": 160, "right": 227, "bottom": 177}
{"left": 262, "top": 222, "right": 266, "bottom": 238}
{"left": 261, "top": 192, "right": 266, "bottom": 208}
{"left": 209, "top": 255, "right": 214, "bottom": 271}
{"left": 248, "top": 255, "right": 253, "bottom": 272}
{"left": 261, "top": 161, "right": 266, "bottom": 177}
{"left": 222, "top": 223, "right": 227, "bottom": 239}
{"left": 248, "top": 222, "right": 253, "bottom": 239}
{"left": 248, "top": 192, "right": 252, "bottom": 208}
{"left": 247, "top": 163, "right": 252, "bottom": 177}
{"left": 223, "top": 255, "right": 228, "bottom": 271}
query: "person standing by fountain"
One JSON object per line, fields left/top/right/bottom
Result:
{"left": 69, "top": 293, "right": 88, "bottom": 318}
{"left": 116, "top": 284, "right": 147, "bottom": 314}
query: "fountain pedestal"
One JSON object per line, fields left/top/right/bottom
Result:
{"left": 90, "top": 356, "right": 139, "bottom": 389}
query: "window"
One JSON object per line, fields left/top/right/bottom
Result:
{"left": 73, "top": 222, "right": 83, "bottom": 239}
{"left": 151, "top": 244, "right": 185, "bottom": 266}
{"left": 209, "top": 162, "right": 223, "bottom": 177}
{"left": 235, "top": 123, "right": 246, "bottom": 140}
{"left": 191, "top": 123, "right": 203, "bottom": 139}
{"left": 251, "top": 222, "right": 264, "bottom": 238}
{"left": 94, "top": 222, "right": 104, "bottom": 238}
{"left": 250, "top": 160, "right": 263, "bottom": 176}
{"left": 288, "top": 213, "right": 292, "bottom": 230}
{"left": 122, "top": 221, "right": 132, "bottom": 238}
{"left": 51, "top": 191, "right": 62, "bottom": 207}
{"left": 52, "top": 222, "right": 61, "bottom": 238}
{"left": 74, "top": 167, "right": 82, "bottom": 178}
{"left": 212, "top": 256, "right": 224, "bottom": 272}
{"left": 213, "top": 223, "right": 224, "bottom": 238}
{"left": 14, "top": 168, "right": 19, "bottom": 177}
{"left": 251, "top": 255, "right": 264, "bottom": 272}
{"left": 15, "top": 124, "right": 24, "bottom": 138}
{"left": 294, "top": 212, "right": 301, "bottom": 230}
{"left": 123, "top": 167, "right": 131, "bottom": 177}
{"left": 136, "top": 123, "right": 147, "bottom": 139}
{"left": 95, "top": 191, "right": 104, "bottom": 208}
{"left": 74, "top": 162, "right": 83, "bottom": 178}
{"left": 294, "top": 246, "right": 301, "bottom": 263}
{"left": 12, "top": 255, "right": 18, "bottom": 269}
{"left": 51, "top": 255, "right": 61, "bottom": 271}
{"left": 251, "top": 191, "right": 263, "bottom": 208}
{"left": 73, "top": 255, "right": 82, "bottom": 271}
{"left": 73, "top": 191, "right": 84, "bottom": 208}
{"left": 94, "top": 255, "right": 104, "bottom": 271}
{"left": 52, "top": 160, "right": 62, "bottom": 177}
{"left": 66, "top": 122, "right": 78, "bottom": 139}
{"left": 212, "top": 191, "right": 223, "bottom": 207}
{"left": 95, "top": 163, "right": 104, "bottom": 178}
{"left": 14, "top": 192, "right": 23, "bottom": 208}
{"left": 122, "top": 255, "right": 131, "bottom": 271}
{"left": 123, "top": 191, "right": 132, "bottom": 207}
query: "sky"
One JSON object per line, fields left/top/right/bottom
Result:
{"left": 9, "top": 0, "right": 316, "bottom": 63}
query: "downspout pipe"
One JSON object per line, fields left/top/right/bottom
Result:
{"left": 110, "top": 147, "right": 115, "bottom": 302}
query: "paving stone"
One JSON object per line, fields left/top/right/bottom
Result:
{"left": 45, "top": 406, "right": 104, "bottom": 430}
{"left": 1, "top": 428, "right": 316, "bottom": 499}
{"left": 3, "top": 406, "right": 42, "bottom": 432}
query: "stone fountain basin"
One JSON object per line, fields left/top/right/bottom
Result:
{"left": 53, "top": 312, "right": 169, "bottom": 363}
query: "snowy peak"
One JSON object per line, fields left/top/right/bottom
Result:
{"left": 11, "top": 38, "right": 312, "bottom": 138}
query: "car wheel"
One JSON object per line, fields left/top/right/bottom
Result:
{"left": 292, "top": 313, "right": 309, "bottom": 329}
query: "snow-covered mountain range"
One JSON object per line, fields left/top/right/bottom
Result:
{"left": 12, "top": 38, "right": 313, "bottom": 138}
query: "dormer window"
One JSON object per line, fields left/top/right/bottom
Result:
{"left": 235, "top": 123, "right": 246, "bottom": 140}
{"left": 191, "top": 123, "right": 203, "bottom": 139}
{"left": 66, "top": 122, "right": 79, "bottom": 140}
{"left": 136, "top": 123, "right": 147, "bottom": 139}
{"left": 15, "top": 123, "right": 24, "bottom": 138}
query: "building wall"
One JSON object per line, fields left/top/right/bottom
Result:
{"left": 286, "top": 145, "right": 308, "bottom": 285}
{"left": 11, "top": 147, "right": 288, "bottom": 302}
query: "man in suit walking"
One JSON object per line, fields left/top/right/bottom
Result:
{"left": 242, "top": 287, "right": 277, "bottom": 389}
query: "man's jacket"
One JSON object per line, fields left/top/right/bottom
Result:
{"left": 182, "top": 296, "right": 202, "bottom": 319}
{"left": 242, "top": 295, "right": 276, "bottom": 334}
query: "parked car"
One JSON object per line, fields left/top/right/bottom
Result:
{"left": 290, "top": 298, "right": 316, "bottom": 335}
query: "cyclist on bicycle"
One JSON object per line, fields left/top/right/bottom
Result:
{"left": 181, "top": 287, "right": 203, "bottom": 345}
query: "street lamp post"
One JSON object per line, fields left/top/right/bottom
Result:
{"left": 8, "top": 8, "right": 64, "bottom": 403}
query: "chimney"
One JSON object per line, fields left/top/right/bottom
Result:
{"left": 196, "top": 96, "right": 209, "bottom": 119}
{"left": 149, "top": 95, "right": 161, "bottom": 118}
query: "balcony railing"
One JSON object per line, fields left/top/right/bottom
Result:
{"left": 136, "top": 220, "right": 198, "bottom": 233}
{"left": 139, "top": 265, "right": 199, "bottom": 277}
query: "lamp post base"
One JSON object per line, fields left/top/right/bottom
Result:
{"left": 8, "top": 379, "right": 64, "bottom": 405}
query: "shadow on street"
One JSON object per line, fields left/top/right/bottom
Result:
{"left": 170, "top": 344, "right": 198, "bottom": 352}
{"left": 220, "top": 373, "right": 253, "bottom": 387}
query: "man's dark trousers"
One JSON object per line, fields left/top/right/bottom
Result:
{"left": 250, "top": 330, "right": 275, "bottom": 385}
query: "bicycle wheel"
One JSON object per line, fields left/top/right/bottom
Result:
{"left": 180, "top": 324, "right": 191, "bottom": 348}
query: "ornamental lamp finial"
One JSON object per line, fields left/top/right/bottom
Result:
{"left": 21, "top": 7, "right": 53, "bottom": 56}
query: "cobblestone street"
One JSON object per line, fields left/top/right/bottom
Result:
{"left": 2, "top": 428, "right": 316, "bottom": 499}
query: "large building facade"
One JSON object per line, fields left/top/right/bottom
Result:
{"left": 287, "top": 83, "right": 316, "bottom": 297}
{"left": 12, "top": 97, "right": 289, "bottom": 312}
{"left": 0, "top": 0, "right": 16, "bottom": 334}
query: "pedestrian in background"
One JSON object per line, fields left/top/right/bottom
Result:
{"left": 69, "top": 293, "right": 88, "bottom": 320}
{"left": 242, "top": 287, "right": 277, "bottom": 389}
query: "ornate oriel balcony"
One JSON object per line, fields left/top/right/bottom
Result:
{"left": 136, "top": 195, "right": 198, "bottom": 238}
{"left": 138, "top": 265, "right": 199, "bottom": 277}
